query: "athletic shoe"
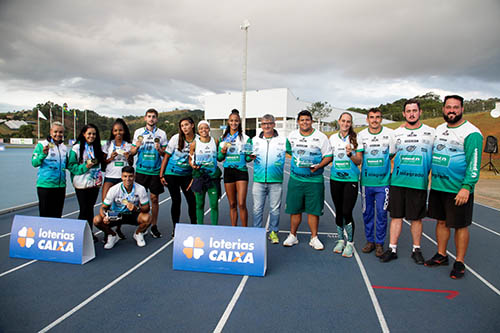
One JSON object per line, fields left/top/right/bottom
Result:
{"left": 380, "top": 249, "right": 398, "bottom": 262}
{"left": 342, "top": 242, "right": 354, "bottom": 258}
{"left": 450, "top": 261, "right": 466, "bottom": 279}
{"left": 268, "top": 231, "right": 279, "bottom": 244}
{"left": 375, "top": 244, "right": 384, "bottom": 257}
{"left": 309, "top": 236, "right": 324, "bottom": 251}
{"left": 283, "top": 233, "right": 298, "bottom": 247}
{"left": 115, "top": 227, "right": 126, "bottom": 240}
{"left": 333, "top": 240, "right": 345, "bottom": 254}
{"left": 104, "top": 234, "right": 119, "bottom": 250}
{"left": 362, "top": 242, "right": 375, "bottom": 253}
{"left": 133, "top": 232, "right": 146, "bottom": 247}
{"left": 411, "top": 248, "right": 425, "bottom": 265}
{"left": 424, "top": 253, "right": 449, "bottom": 267}
{"left": 150, "top": 225, "right": 162, "bottom": 238}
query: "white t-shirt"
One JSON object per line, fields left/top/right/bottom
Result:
{"left": 104, "top": 182, "right": 149, "bottom": 214}
{"left": 102, "top": 141, "right": 132, "bottom": 179}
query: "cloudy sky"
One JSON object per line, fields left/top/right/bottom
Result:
{"left": 1, "top": 0, "right": 499, "bottom": 117}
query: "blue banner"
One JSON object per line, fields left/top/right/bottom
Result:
{"left": 173, "top": 224, "right": 266, "bottom": 277}
{"left": 9, "top": 215, "right": 95, "bottom": 264}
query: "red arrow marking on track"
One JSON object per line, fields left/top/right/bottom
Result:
{"left": 372, "top": 285, "right": 459, "bottom": 300}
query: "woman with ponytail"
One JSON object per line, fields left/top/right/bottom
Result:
{"left": 329, "top": 112, "right": 362, "bottom": 258}
{"left": 217, "top": 109, "right": 251, "bottom": 227}
{"left": 159, "top": 117, "right": 197, "bottom": 236}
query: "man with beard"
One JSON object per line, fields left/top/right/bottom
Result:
{"left": 425, "top": 95, "right": 483, "bottom": 279}
{"left": 380, "top": 100, "right": 435, "bottom": 264}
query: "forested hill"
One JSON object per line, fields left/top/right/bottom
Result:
{"left": 0, "top": 103, "right": 204, "bottom": 140}
{"left": 347, "top": 92, "right": 499, "bottom": 121}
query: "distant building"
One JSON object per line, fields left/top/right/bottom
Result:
{"left": 204, "top": 88, "right": 393, "bottom": 137}
{"left": 4, "top": 120, "right": 28, "bottom": 130}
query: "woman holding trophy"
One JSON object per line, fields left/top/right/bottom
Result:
{"left": 159, "top": 117, "right": 197, "bottom": 233}
{"left": 189, "top": 120, "right": 222, "bottom": 225}
{"left": 217, "top": 109, "right": 252, "bottom": 227}
{"left": 68, "top": 124, "right": 105, "bottom": 242}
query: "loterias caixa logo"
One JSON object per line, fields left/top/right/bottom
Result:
{"left": 182, "top": 235, "right": 255, "bottom": 264}
{"left": 16, "top": 225, "right": 75, "bottom": 253}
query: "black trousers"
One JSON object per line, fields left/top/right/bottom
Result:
{"left": 75, "top": 187, "right": 100, "bottom": 231}
{"left": 165, "top": 174, "right": 196, "bottom": 226}
{"left": 330, "top": 180, "right": 358, "bottom": 229}
{"left": 37, "top": 187, "right": 66, "bottom": 218}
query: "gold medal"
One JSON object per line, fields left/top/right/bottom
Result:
{"left": 48, "top": 143, "right": 55, "bottom": 149}
{"left": 224, "top": 142, "right": 232, "bottom": 148}
{"left": 121, "top": 199, "right": 129, "bottom": 205}
{"left": 137, "top": 135, "right": 144, "bottom": 142}
{"left": 154, "top": 138, "right": 160, "bottom": 143}
{"left": 116, "top": 149, "right": 125, "bottom": 155}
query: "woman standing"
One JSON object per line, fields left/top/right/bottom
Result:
{"left": 329, "top": 112, "right": 362, "bottom": 257}
{"left": 217, "top": 109, "right": 251, "bottom": 227}
{"left": 101, "top": 119, "right": 132, "bottom": 239}
{"left": 159, "top": 117, "right": 197, "bottom": 236}
{"left": 189, "top": 120, "right": 221, "bottom": 225}
{"left": 31, "top": 121, "right": 68, "bottom": 218}
{"left": 68, "top": 124, "right": 105, "bottom": 242}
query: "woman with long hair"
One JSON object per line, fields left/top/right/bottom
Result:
{"left": 101, "top": 118, "right": 132, "bottom": 239}
{"left": 189, "top": 120, "right": 222, "bottom": 225}
{"left": 159, "top": 117, "right": 197, "bottom": 236}
{"left": 217, "top": 109, "right": 251, "bottom": 227}
{"left": 68, "top": 124, "right": 105, "bottom": 242}
{"left": 329, "top": 112, "right": 362, "bottom": 257}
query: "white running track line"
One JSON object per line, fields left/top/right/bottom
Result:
{"left": 403, "top": 219, "right": 500, "bottom": 296}
{"left": 0, "top": 198, "right": 172, "bottom": 279}
{"left": 471, "top": 222, "right": 500, "bottom": 237}
{"left": 475, "top": 201, "right": 500, "bottom": 212}
{"left": 213, "top": 275, "right": 249, "bottom": 333}
{"left": 325, "top": 201, "right": 390, "bottom": 333}
{"left": 38, "top": 238, "right": 175, "bottom": 333}
{"left": 204, "top": 193, "right": 227, "bottom": 216}
{"left": 37, "top": 194, "right": 220, "bottom": 332}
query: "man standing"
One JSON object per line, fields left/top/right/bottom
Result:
{"left": 130, "top": 109, "right": 168, "bottom": 238}
{"left": 380, "top": 100, "right": 435, "bottom": 264}
{"left": 250, "top": 114, "right": 286, "bottom": 244}
{"left": 425, "top": 95, "right": 482, "bottom": 279}
{"left": 94, "top": 166, "right": 151, "bottom": 249}
{"left": 356, "top": 108, "right": 395, "bottom": 257}
{"left": 283, "top": 110, "right": 332, "bottom": 250}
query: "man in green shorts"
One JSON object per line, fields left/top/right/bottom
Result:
{"left": 283, "top": 110, "right": 332, "bottom": 250}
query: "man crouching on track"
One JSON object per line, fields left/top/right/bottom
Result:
{"left": 94, "top": 166, "right": 152, "bottom": 249}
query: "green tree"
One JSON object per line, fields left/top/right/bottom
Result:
{"left": 307, "top": 101, "right": 332, "bottom": 130}
{"left": 17, "top": 124, "right": 34, "bottom": 138}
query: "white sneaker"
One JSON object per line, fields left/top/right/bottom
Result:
{"left": 104, "top": 234, "right": 119, "bottom": 250}
{"left": 283, "top": 233, "right": 298, "bottom": 247}
{"left": 133, "top": 232, "right": 146, "bottom": 247}
{"left": 309, "top": 236, "right": 324, "bottom": 250}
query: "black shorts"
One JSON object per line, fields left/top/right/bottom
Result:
{"left": 427, "top": 189, "right": 474, "bottom": 228}
{"left": 223, "top": 168, "right": 249, "bottom": 183}
{"left": 104, "top": 177, "right": 121, "bottom": 185}
{"left": 107, "top": 212, "right": 140, "bottom": 228}
{"left": 135, "top": 172, "right": 165, "bottom": 195}
{"left": 388, "top": 186, "right": 427, "bottom": 220}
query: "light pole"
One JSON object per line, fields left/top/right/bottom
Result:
{"left": 240, "top": 19, "right": 250, "bottom": 135}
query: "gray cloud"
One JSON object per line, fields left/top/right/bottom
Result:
{"left": 0, "top": 0, "right": 499, "bottom": 115}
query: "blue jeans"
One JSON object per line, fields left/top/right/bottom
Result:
{"left": 361, "top": 185, "right": 389, "bottom": 244}
{"left": 252, "top": 182, "right": 282, "bottom": 232}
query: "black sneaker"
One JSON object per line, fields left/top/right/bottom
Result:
{"left": 411, "top": 249, "right": 425, "bottom": 265}
{"left": 380, "top": 249, "right": 398, "bottom": 262}
{"left": 150, "top": 225, "right": 162, "bottom": 238}
{"left": 116, "top": 227, "right": 126, "bottom": 240}
{"left": 424, "top": 252, "right": 449, "bottom": 267}
{"left": 450, "top": 261, "right": 466, "bottom": 279}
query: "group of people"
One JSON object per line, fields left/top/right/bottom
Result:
{"left": 32, "top": 94, "right": 482, "bottom": 279}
